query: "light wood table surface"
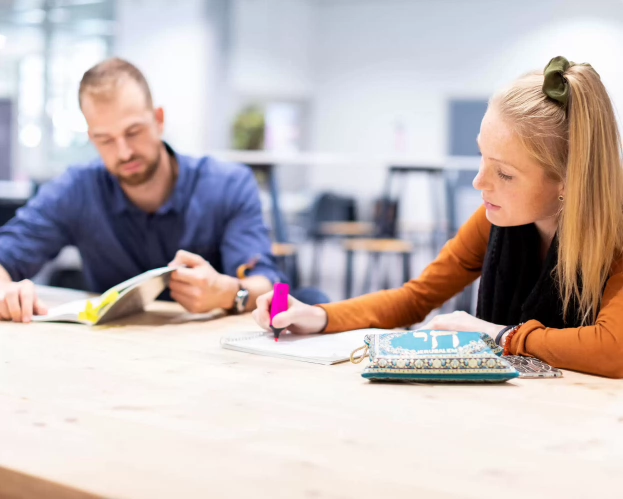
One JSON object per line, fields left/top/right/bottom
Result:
{"left": 1, "top": 286, "right": 622, "bottom": 499}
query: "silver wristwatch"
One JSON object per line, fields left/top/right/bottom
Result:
{"left": 230, "top": 283, "right": 249, "bottom": 314}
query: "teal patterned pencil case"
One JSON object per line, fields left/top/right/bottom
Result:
{"left": 351, "top": 330, "right": 519, "bottom": 383}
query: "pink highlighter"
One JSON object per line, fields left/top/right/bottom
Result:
{"left": 270, "top": 283, "right": 290, "bottom": 342}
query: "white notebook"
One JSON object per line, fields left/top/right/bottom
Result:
{"left": 32, "top": 267, "right": 175, "bottom": 325}
{"left": 220, "top": 329, "right": 384, "bottom": 365}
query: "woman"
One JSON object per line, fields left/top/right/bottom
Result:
{"left": 254, "top": 56, "right": 623, "bottom": 378}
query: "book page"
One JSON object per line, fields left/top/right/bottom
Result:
{"left": 32, "top": 298, "right": 90, "bottom": 323}
{"left": 32, "top": 267, "right": 174, "bottom": 324}
{"left": 109, "top": 267, "right": 174, "bottom": 295}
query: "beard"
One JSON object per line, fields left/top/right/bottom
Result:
{"left": 115, "top": 149, "right": 161, "bottom": 187}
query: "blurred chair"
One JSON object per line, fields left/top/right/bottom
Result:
{"left": 272, "top": 242, "right": 300, "bottom": 289}
{"left": 340, "top": 167, "right": 481, "bottom": 302}
{"left": 371, "top": 196, "right": 399, "bottom": 238}
{"left": 341, "top": 166, "right": 444, "bottom": 298}
{"left": 343, "top": 237, "right": 413, "bottom": 298}
{"left": 273, "top": 240, "right": 331, "bottom": 305}
{"left": 307, "top": 192, "right": 367, "bottom": 286}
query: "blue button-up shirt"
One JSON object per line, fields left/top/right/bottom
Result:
{"left": 0, "top": 144, "right": 283, "bottom": 293}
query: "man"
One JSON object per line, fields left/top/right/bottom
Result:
{"left": 0, "top": 58, "right": 301, "bottom": 322}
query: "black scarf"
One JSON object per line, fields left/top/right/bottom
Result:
{"left": 476, "top": 224, "right": 583, "bottom": 328}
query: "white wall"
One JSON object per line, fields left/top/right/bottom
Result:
{"left": 228, "top": 0, "right": 317, "bottom": 200}
{"left": 115, "top": 0, "right": 227, "bottom": 155}
{"left": 230, "top": 0, "right": 315, "bottom": 100}
{"left": 115, "top": 0, "right": 316, "bottom": 153}
{"left": 114, "top": 0, "right": 623, "bottom": 220}
{"left": 305, "top": 0, "right": 623, "bottom": 220}
{"left": 311, "top": 0, "right": 623, "bottom": 158}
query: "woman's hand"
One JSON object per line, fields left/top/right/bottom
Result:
{"left": 421, "top": 311, "right": 504, "bottom": 339}
{"left": 252, "top": 291, "right": 328, "bottom": 335}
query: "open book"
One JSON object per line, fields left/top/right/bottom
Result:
{"left": 33, "top": 267, "right": 175, "bottom": 325}
{"left": 220, "top": 329, "right": 383, "bottom": 365}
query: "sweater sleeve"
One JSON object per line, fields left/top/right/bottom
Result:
{"left": 509, "top": 257, "right": 623, "bottom": 378}
{"left": 318, "top": 206, "right": 491, "bottom": 333}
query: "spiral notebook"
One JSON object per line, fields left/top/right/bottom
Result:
{"left": 220, "top": 329, "right": 383, "bottom": 365}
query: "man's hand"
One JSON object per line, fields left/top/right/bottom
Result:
{"left": 0, "top": 279, "right": 48, "bottom": 323}
{"left": 168, "top": 250, "right": 239, "bottom": 314}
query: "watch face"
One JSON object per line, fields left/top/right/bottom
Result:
{"left": 236, "top": 288, "right": 250, "bottom": 313}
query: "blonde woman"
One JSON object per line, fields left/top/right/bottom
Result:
{"left": 254, "top": 56, "right": 623, "bottom": 378}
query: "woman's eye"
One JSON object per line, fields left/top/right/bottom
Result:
{"left": 497, "top": 170, "right": 513, "bottom": 181}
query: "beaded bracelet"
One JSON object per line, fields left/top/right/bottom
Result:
{"left": 495, "top": 325, "right": 516, "bottom": 346}
{"left": 503, "top": 325, "right": 522, "bottom": 356}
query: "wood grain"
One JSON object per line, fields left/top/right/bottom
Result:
{"left": 1, "top": 287, "right": 622, "bottom": 498}
{"left": 0, "top": 467, "right": 101, "bottom": 499}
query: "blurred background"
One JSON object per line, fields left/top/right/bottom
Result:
{"left": 1, "top": 0, "right": 622, "bottom": 307}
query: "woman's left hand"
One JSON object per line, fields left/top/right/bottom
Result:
{"left": 421, "top": 311, "right": 504, "bottom": 339}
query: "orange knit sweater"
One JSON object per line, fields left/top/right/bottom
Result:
{"left": 319, "top": 206, "right": 623, "bottom": 378}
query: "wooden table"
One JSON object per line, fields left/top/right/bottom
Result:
{"left": 1, "top": 287, "right": 622, "bottom": 499}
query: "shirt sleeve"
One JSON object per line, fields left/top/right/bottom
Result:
{"left": 509, "top": 257, "right": 623, "bottom": 378}
{"left": 219, "top": 166, "right": 284, "bottom": 284}
{"left": 319, "top": 206, "right": 491, "bottom": 333}
{"left": 0, "top": 170, "right": 81, "bottom": 281}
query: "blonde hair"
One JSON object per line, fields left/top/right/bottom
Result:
{"left": 492, "top": 62, "right": 623, "bottom": 325}
{"left": 79, "top": 58, "right": 153, "bottom": 109}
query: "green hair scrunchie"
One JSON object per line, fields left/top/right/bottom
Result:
{"left": 543, "top": 56, "right": 572, "bottom": 107}
{"left": 542, "top": 56, "right": 598, "bottom": 108}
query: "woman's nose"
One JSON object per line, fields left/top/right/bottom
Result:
{"left": 472, "top": 165, "right": 490, "bottom": 191}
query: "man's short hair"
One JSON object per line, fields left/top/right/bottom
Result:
{"left": 79, "top": 57, "right": 153, "bottom": 109}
